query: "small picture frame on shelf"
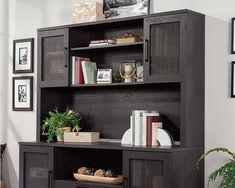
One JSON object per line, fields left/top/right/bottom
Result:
{"left": 231, "top": 62, "right": 235, "bottom": 97}
{"left": 103, "top": 0, "right": 150, "bottom": 19}
{"left": 13, "top": 38, "right": 34, "bottom": 73}
{"left": 13, "top": 76, "right": 33, "bottom": 111}
{"left": 97, "top": 69, "right": 112, "bottom": 84}
{"left": 232, "top": 18, "right": 235, "bottom": 54}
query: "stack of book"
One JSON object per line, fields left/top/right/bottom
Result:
{"left": 71, "top": 56, "right": 97, "bottom": 85}
{"left": 130, "top": 110, "right": 163, "bottom": 146}
{"left": 89, "top": 39, "right": 116, "bottom": 47}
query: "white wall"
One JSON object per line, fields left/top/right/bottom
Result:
{"left": 1, "top": 0, "right": 235, "bottom": 187}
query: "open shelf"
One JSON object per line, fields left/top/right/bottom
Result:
{"left": 70, "top": 41, "right": 143, "bottom": 51}
{"left": 55, "top": 179, "right": 123, "bottom": 188}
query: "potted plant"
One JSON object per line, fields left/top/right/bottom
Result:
{"left": 197, "top": 147, "right": 235, "bottom": 188}
{"left": 42, "top": 108, "right": 81, "bottom": 142}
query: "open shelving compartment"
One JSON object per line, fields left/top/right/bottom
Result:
{"left": 54, "top": 147, "right": 123, "bottom": 187}
{"left": 39, "top": 82, "right": 181, "bottom": 144}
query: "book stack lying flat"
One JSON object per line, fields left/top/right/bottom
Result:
{"left": 131, "top": 110, "right": 168, "bottom": 146}
{"left": 89, "top": 39, "right": 116, "bottom": 47}
{"left": 71, "top": 56, "right": 97, "bottom": 85}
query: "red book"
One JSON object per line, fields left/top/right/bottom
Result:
{"left": 146, "top": 116, "right": 161, "bottom": 146}
{"left": 76, "top": 57, "right": 84, "bottom": 85}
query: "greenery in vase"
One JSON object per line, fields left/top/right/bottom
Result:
{"left": 42, "top": 108, "right": 81, "bottom": 143}
{"left": 197, "top": 147, "right": 235, "bottom": 188}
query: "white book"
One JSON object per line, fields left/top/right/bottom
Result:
{"left": 133, "top": 110, "right": 148, "bottom": 146}
{"left": 142, "top": 111, "right": 159, "bottom": 146}
{"left": 71, "top": 56, "right": 76, "bottom": 85}
{"left": 130, "top": 115, "right": 133, "bottom": 145}
{"left": 81, "top": 61, "right": 97, "bottom": 84}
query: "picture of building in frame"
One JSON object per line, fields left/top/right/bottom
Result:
{"left": 104, "top": 0, "right": 149, "bottom": 19}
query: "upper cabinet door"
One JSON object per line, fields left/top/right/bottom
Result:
{"left": 144, "top": 14, "right": 187, "bottom": 83}
{"left": 38, "top": 29, "right": 69, "bottom": 87}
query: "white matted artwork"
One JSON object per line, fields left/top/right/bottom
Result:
{"left": 231, "top": 62, "right": 235, "bottom": 97}
{"left": 13, "top": 76, "right": 33, "bottom": 111}
{"left": 103, "top": 0, "right": 150, "bottom": 19}
{"left": 13, "top": 38, "right": 34, "bottom": 73}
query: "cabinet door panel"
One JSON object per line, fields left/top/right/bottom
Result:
{"left": 144, "top": 14, "right": 187, "bottom": 82}
{"left": 38, "top": 29, "right": 69, "bottom": 87}
{"left": 20, "top": 146, "right": 54, "bottom": 188}
{"left": 123, "top": 151, "right": 171, "bottom": 188}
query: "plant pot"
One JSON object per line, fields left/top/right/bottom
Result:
{"left": 57, "top": 127, "right": 71, "bottom": 142}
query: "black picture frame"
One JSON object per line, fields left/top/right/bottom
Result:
{"left": 103, "top": 0, "right": 150, "bottom": 19}
{"left": 232, "top": 18, "right": 235, "bottom": 54}
{"left": 13, "top": 76, "right": 33, "bottom": 111}
{"left": 13, "top": 38, "right": 34, "bottom": 73}
{"left": 232, "top": 62, "right": 235, "bottom": 97}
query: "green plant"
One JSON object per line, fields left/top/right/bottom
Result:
{"left": 197, "top": 147, "right": 235, "bottom": 188}
{"left": 42, "top": 108, "right": 81, "bottom": 142}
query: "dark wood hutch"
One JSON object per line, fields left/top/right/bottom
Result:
{"left": 19, "top": 9, "right": 205, "bottom": 188}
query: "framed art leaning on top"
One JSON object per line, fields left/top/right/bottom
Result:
{"left": 13, "top": 38, "right": 34, "bottom": 73}
{"left": 103, "top": 0, "right": 150, "bottom": 19}
{"left": 12, "top": 76, "right": 33, "bottom": 111}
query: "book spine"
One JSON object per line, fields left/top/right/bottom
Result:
{"left": 146, "top": 116, "right": 161, "bottom": 146}
{"left": 81, "top": 61, "right": 88, "bottom": 84}
{"left": 131, "top": 111, "right": 135, "bottom": 146}
{"left": 72, "top": 56, "right": 76, "bottom": 85}
{"left": 130, "top": 115, "right": 133, "bottom": 145}
{"left": 142, "top": 112, "right": 159, "bottom": 146}
{"left": 152, "top": 122, "right": 163, "bottom": 146}
{"left": 76, "top": 58, "right": 84, "bottom": 84}
{"left": 134, "top": 110, "right": 147, "bottom": 146}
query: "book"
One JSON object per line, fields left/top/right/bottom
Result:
{"left": 81, "top": 61, "right": 97, "bottom": 84}
{"left": 141, "top": 111, "right": 159, "bottom": 146}
{"left": 146, "top": 116, "right": 162, "bottom": 146}
{"left": 90, "top": 39, "right": 116, "bottom": 44}
{"left": 76, "top": 57, "right": 84, "bottom": 85}
{"left": 89, "top": 43, "right": 116, "bottom": 47}
{"left": 132, "top": 110, "right": 148, "bottom": 146}
{"left": 71, "top": 56, "right": 76, "bottom": 85}
{"left": 152, "top": 122, "right": 163, "bottom": 146}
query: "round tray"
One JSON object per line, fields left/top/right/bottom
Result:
{"left": 73, "top": 173, "right": 123, "bottom": 185}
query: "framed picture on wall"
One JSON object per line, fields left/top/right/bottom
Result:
{"left": 13, "top": 76, "right": 33, "bottom": 111}
{"left": 13, "top": 38, "right": 34, "bottom": 73}
{"left": 231, "top": 62, "right": 235, "bottom": 97}
{"left": 232, "top": 18, "right": 235, "bottom": 54}
{"left": 103, "top": 0, "right": 150, "bottom": 19}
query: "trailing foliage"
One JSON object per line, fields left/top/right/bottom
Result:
{"left": 197, "top": 147, "right": 235, "bottom": 188}
{"left": 42, "top": 108, "right": 81, "bottom": 142}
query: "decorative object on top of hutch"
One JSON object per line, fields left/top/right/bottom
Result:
{"left": 20, "top": 9, "right": 205, "bottom": 188}
{"left": 13, "top": 38, "right": 34, "bottom": 73}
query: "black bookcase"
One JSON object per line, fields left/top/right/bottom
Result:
{"left": 20, "top": 9, "right": 205, "bottom": 188}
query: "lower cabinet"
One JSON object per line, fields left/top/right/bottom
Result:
{"left": 19, "top": 144, "right": 203, "bottom": 188}
{"left": 123, "top": 151, "right": 171, "bottom": 188}
{"left": 19, "top": 145, "right": 54, "bottom": 188}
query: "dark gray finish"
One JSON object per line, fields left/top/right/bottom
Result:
{"left": 231, "top": 62, "right": 235, "bottom": 97}
{"left": 21, "top": 9, "right": 205, "bottom": 188}
{"left": 19, "top": 145, "right": 54, "bottom": 188}
{"left": 123, "top": 151, "right": 171, "bottom": 188}
{"left": 38, "top": 28, "right": 69, "bottom": 87}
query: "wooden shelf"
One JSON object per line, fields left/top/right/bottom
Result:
{"left": 69, "top": 80, "right": 182, "bottom": 88}
{"left": 55, "top": 179, "right": 123, "bottom": 188}
{"left": 70, "top": 42, "right": 143, "bottom": 51}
